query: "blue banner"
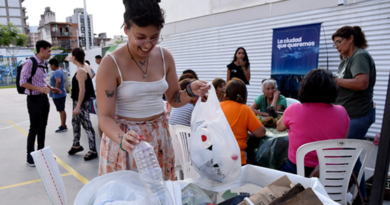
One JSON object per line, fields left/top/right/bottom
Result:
{"left": 271, "top": 23, "right": 322, "bottom": 99}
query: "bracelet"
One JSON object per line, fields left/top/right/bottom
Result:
{"left": 186, "top": 83, "right": 198, "bottom": 98}
{"left": 119, "top": 138, "right": 126, "bottom": 152}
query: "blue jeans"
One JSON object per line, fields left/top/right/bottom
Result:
{"left": 349, "top": 107, "right": 376, "bottom": 198}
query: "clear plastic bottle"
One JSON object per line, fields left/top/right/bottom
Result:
{"left": 133, "top": 135, "right": 173, "bottom": 205}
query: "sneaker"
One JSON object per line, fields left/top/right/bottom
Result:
{"left": 84, "top": 151, "right": 98, "bottom": 161}
{"left": 68, "top": 146, "right": 84, "bottom": 155}
{"left": 55, "top": 126, "right": 68, "bottom": 133}
{"left": 27, "top": 154, "right": 35, "bottom": 167}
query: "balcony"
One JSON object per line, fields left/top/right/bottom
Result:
{"left": 51, "top": 32, "right": 74, "bottom": 37}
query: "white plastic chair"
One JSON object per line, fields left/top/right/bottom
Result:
{"left": 171, "top": 125, "right": 200, "bottom": 179}
{"left": 296, "top": 139, "right": 374, "bottom": 205}
{"left": 169, "top": 124, "right": 184, "bottom": 180}
{"left": 285, "top": 97, "right": 301, "bottom": 107}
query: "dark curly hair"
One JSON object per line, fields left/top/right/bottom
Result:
{"left": 332, "top": 26, "right": 368, "bottom": 49}
{"left": 298, "top": 69, "right": 338, "bottom": 104}
{"left": 224, "top": 78, "right": 247, "bottom": 104}
{"left": 123, "top": 0, "right": 165, "bottom": 29}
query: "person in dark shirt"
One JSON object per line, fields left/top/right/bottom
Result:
{"left": 69, "top": 48, "right": 97, "bottom": 161}
{"left": 226, "top": 47, "right": 250, "bottom": 85}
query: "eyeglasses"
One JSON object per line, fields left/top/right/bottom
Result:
{"left": 131, "top": 31, "right": 163, "bottom": 46}
{"left": 333, "top": 38, "right": 345, "bottom": 48}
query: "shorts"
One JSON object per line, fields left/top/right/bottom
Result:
{"left": 53, "top": 96, "right": 66, "bottom": 112}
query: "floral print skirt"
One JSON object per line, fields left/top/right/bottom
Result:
{"left": 98, "top": 114, "right": 175, "bottom": 180}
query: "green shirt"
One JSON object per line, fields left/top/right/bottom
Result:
{"left": 335, "top": 49, "right": 376, "bottom": 119}
{"left": 254, "top": 94, "right": 287, "bottom": 112}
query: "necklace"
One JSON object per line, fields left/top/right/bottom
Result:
{"left": 127, "top": 43, "right": 149, "bottom": 78}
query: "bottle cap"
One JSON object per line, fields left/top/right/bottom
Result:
{"left": 139, "top": 135, "right": 143, "bottom": 141}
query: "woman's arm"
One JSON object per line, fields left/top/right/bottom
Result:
{"left": 250, "top": 102, "right": 268, "bottom": 117}
{"left": 251, "top": 125, "right": 266, "bottom": 138}
{"left": 244, "top": 65, "right": 250, "bottom": 82}
{"left": 84, "top": 63, "right": 94, "bottom": 78}
{"left": 226, "top": 68, "right": 231, "bottom": 82}
{"left": 96, "top": 56, "right": 139, "bottom": 151}
{"left": 276, "top": 115, "right": 288, "bottom": 131}
{"left": 271, "top": 91, "right": 281, "bottom": 108}
{"left": 335, "top": 73, "right": 369, "bottom": 91}
{"left": 163, "top": 48, "right": 209, "bottom": 108}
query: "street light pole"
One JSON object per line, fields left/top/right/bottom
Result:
{"left": 83, "top": 0, "right": 89, "bottom": 50}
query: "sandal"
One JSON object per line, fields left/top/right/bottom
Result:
{"left": 68, "top": 146, "right": 84, "bottom": 155}
{"left": 84, "top": 151, "right": 98, "bottom": 161}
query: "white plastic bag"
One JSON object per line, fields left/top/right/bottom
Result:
{"left": 190, "top": 83, "right": 241, "bottom": 182}
{"left": 91, "top": 174, "right": 155, "bottom": 205}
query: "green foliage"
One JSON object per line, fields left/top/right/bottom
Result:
{"left": 0, "top": 22, "right": 28, "bottom": 47}
{"left": 115, "top": 39, "right": 123, "bottom": 45}
{"left": 54, "top": 47, "right": 68, "bottom": 63}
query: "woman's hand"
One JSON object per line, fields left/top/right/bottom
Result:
{"left": 273, "top": 90, "right": 281, "bottom": 99}
{"left": 239, "top": 59, "right": 246, "bottom": 68}
{"left": 190, "top": 80, "right": 211, "bottom": 97}
{"left": 73, "top": 106, "right": 80, "bottom": 116}
{"left": 121, "top": 130, "right": 140, "bottom": 153}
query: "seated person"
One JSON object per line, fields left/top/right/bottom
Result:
{"left": 169, "top": 79, "right": 197, "bottom": 127}
{"left": 212, "top": 78, "right": 226, "bottom": 102}
{"left": 220, "top": 78, "right": 266, "bottom": 165}
{"left": 251, "top": 79, "right": 287, "bottom": 117}
{"left": 277, "top": 69, "right": 350, "bottom": 177}
{"left": 182, "top": 69, "right": 199, "bottom": 80}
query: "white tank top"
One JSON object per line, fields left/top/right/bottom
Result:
{"left": 109, "top": 46, "right": 169, "bottom": 119}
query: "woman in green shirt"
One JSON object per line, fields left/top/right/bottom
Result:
{"left": 333, "top": 25, "right": 376, "bottom": 204}
{"left": 251, "top": 79, "right": 287, "bottom": 117}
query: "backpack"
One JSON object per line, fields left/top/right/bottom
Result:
{"left": 16, "top": 57, "right": 47, "bottom": 95}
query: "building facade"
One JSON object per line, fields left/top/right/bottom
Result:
{"left": 38, "top": 7, "right": 78, "bottom": 52}
{"left": 66, "top": 8, "right": 94, "bottom": 49}
{"left": 94, "top": 33, "right": 111, "bottom": 47}
{"left": 27, "top": 26, "right": 38, "bottom": 48}
{"left": 0, "top": 0, "right": 27, "bottom": 34}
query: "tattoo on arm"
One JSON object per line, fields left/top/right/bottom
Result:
{"left": 173, "top": 90, "right": 182, "bottom": 103}
{"left": 105, "top": 90, "right": 115, "bottom": 98}
{"left": 118, "top": 134, "right": 123, "bottom": 139}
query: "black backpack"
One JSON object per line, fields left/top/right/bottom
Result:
{"left": 16, "top": 57, "right": 47, "bottom": 95}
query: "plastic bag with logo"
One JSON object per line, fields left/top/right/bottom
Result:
{"left": 190, "top": 83, "right": 241, "bottom": 183}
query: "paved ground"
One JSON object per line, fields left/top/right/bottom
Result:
{"left": 0, "top": 88, "right": 389, "bottom": 204}
{"left": 0, "top": 88, "right": 100, "bottom": 204}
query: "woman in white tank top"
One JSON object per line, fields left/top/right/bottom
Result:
{"left": 96, "top": 0, "right": 209, "bottom": 179}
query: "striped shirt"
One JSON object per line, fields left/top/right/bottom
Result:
{"left": 20, "top": 55, "right": 48, "bottom": 95}
{"left": 169, "top": 103, "right": 194, "bottom": 127}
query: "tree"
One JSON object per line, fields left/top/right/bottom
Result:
{"left": 0, "top": 22, "right": 28, "bottom": 57}
{"left": 53, "top": 47, "right": 67, "bottom": 63}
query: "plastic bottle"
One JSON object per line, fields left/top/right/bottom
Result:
{"left": 133, "top": 135, "right": 173, "bottom": 205}
{"left": 374, "top": 133, "right": 380, "bottom": 146}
